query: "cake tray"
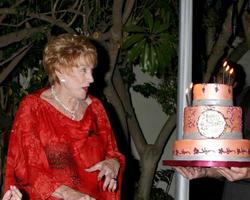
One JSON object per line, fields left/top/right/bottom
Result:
{"left": 163, "top": 160, "right": 250, "bottom": 167}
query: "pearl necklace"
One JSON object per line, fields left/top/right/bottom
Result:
{"left": 51, "top": 86, "right": 79, "bottom": 120}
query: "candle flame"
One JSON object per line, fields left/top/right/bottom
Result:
{"left": 225, "top": 65, "right": 230, "bottom": 72}
{"left": 185, "top": 88, "right": 189, "bottom": 94}
{"left": 223, "top": 61, "right": 227, "bottom": 67}
{"left": 189, "top": 82, "right": 193, "bottom": 89}
{"left": 229, "top": 68, "right": 234, "bottom": 74}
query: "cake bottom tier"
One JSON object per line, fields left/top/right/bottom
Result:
{"left": 173, "top": 139, "right": 250, "bottom": 162}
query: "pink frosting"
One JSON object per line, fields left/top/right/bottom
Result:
{"left": 193, "top": 84, "right": 233, "bottom": 101}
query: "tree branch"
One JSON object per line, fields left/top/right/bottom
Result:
{"left": 203, "top": 6, "right": 233, "bottom": 82}
{"left": 0, "top": 44, "right": 32, "bottom": 83}
{"left": 155, "top": 113, "right": 176, "bottom": 148}
{"left": 228, "top": 41, "right": 249, "bottom": 62}
{"left": 0, "top": 27, "right": 45, "bottom": 48}
{"left": 122, "top": 0, "right": 136, "bottom": 24}
{"left": 0, "top": 0, "right": 25, "bottom": 23}
{"left": 0, "top": 45, "right": 30, "bottom": 66}
{"left": 113, "top": 65, "right": 147, "bottom": 155}
{"left": 0, "top": 8, "right": 76, "bottom": 33}
{"left": 68, "top": 0, "right": 84, "bottom": 26}
{"left": 242, "top": 11, "right": 250, "bottom": 47}
{"left": 28, "top": 12, "right": 75, "bottom": 33}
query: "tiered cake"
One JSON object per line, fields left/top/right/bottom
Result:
{"left": 172, "top": 83, "right": 250, "bottom": 165}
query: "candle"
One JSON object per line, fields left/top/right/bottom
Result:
{"left": 185, "top": 88, "right": 190, "bottom": 106}
{"left": 229, "top": 68, "right": 234, "bottom": 85}
{"left": 189, "top": 82, "right": 193, "bottom": 105}
{"left": 225, "top": 65, "right": 230, "bottom": 85}
{"left": 222, "top": 61, "right": 227, "bottom": 84}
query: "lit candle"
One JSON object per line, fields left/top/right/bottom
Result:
{"left": 223, "top": 61, "right": 227, "bottom": 67}
{"left": 229, "top": 68, "right": 234, "bottom": 85}
{"left": 222, "top": 61, "right": 227, "bottom": 84}
{"left": 189, "top": 82, "right": 193, "bottom": 89}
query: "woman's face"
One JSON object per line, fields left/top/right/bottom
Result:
{"left": 60, "top": 64, "right": 94, "bottom": 99}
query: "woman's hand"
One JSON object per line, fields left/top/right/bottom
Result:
{"left": 216, "top": 167, "right": 250, "bottom": 182}
{"left": 63, "top": 190, "right": 95, "bottom": 200}
{"left": 173, "top": 166, "right": 208, "bottom": 180}
{"left": 85, "top": 158, "right": 120, "bottom": 192}
{"left": 2, "top": 185, "right": 22, "bottom": 200}
{"left": 52, "top": 185, "right": 96, "bottom": 200}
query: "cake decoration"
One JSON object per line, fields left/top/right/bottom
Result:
{"left": 197, "top": 110, "right": 226, "bottom": 138}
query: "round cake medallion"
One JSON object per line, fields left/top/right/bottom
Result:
{"left": 197, "top": 110, "right": 226, "bottom": 138}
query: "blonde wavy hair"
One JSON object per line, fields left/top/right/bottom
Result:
{"left": 43, "top": 33, "right": 97, "bottom": 85}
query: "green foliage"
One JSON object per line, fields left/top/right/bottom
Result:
{"left": 119, "top": 67, "right": 136, "bottom": 87}
{"left": 120, "top": 0, "right": 178, "bottom": 116}
{"left": 133, "top": 75, "right": 177, "bottom": 115}
{"left": 123, "top": 2, "right": 178, "bottom": 76}
{"left": 150, "top": 169, "right": 175, "bottom": 200}
{"left": 133, "top": 83, "right": 157, "bottom": 98}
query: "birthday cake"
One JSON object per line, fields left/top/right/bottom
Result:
{"left": 172, "top": 83, "right": 250, "bottom": 163}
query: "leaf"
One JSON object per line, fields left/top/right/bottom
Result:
{"left": 123, "top": 34, "right": 145, "bottom": 49}
{"left": 153, "top": 20, "right": 168, "bottom": 34}
{"left": 141, "top": 43, "right": 150, "bottom": 72}
{"left": 127, "top": 39, "right": 146, "bottom": 62}
{"left": 148, "top": 44, "right": 158, "bottom": 75}
{"left": 143, "top": 9, "right": 154, "bottom": 32}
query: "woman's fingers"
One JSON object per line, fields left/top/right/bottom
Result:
{"left": 86, "top": 159, "right": 119, "bottom": 192}
{"left": 10, "top": 186, "right": 22, "bottom": 199}
{"left": 216, "top": 167, "right": 249, "bottom": 181}
{"left": 2, "top": 190, "right": 12, "bottom": 200}
{"left": 108, "top": 178, "right": 117, "bottom": 192}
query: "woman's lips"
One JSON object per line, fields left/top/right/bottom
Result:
{"left": 83, "top": 87, "right": 88, "bottom": 92}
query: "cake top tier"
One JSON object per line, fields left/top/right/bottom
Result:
{"left": 193, "top": 83, "right": 233, "bottom": 106}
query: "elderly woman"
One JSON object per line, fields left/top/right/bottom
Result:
{"left": 4, "top": 33, "right": 125, "bottom": 200}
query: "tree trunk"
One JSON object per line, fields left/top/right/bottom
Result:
{"left": 136, "top": 145, "right": 162, "bottom": 200}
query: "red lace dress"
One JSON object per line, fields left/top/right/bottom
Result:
{"left": 4, "top": 88, "right": 125, "bottom": 200}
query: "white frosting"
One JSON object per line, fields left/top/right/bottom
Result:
{"left": 197, "top": 110, "right": 226, "bottom": 138}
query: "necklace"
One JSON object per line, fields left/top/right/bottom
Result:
{"left": 51, "top": 86, "right": 79, "bottom": 120}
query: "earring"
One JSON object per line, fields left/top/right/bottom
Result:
{"left": 60, "top": 78, "right": 66, "bottom": 83}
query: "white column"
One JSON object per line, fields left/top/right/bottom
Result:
{"left": 175, "top": 0, "right": 193, "bottom": 200}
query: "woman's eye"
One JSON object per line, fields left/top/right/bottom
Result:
{"left": 81, "top": 68, "right": 87, "bottom": 73}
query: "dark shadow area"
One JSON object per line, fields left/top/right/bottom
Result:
{"left": 88, "top": 40, "right": 108, "bottom": 100}
{"left": 192, "top": 0, "right": 206, "bottom": 84}
{"left": 190, "top": 178, "right": 224, "bottom": 200}
{"left": 89, "top": 40, "right": 140, "bottom": 200}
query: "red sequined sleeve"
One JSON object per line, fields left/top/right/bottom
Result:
{"left": 4, "top": 96, "right": 62, "bottom": 200}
